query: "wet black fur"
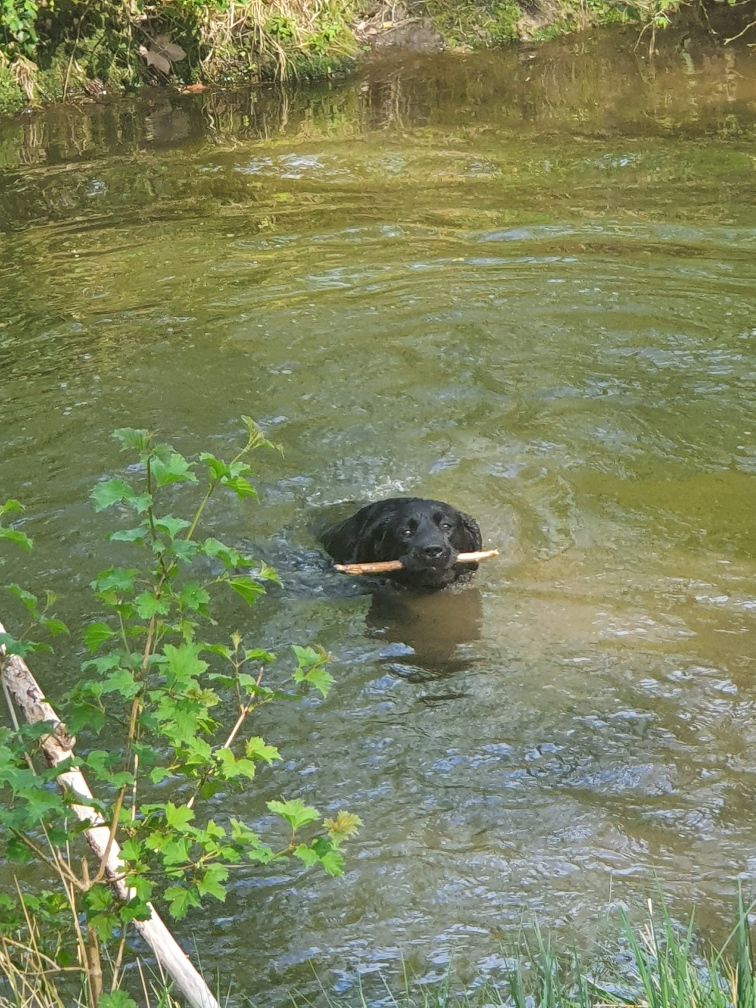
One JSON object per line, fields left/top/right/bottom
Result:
{"left": 322, "top": 497, "right": 482, "bottom": 591}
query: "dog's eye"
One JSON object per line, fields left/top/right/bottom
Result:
{"left": 400, "top": 528, "right": 413, "bottom": 538}
{"left": 439, "top": 522, "right": 453, "bottom": 531}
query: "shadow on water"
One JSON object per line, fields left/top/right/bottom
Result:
{"left": 367, "top": 587, "right": 483, "bottom": 685}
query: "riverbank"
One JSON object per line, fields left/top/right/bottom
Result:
{"left": 0, "top": 0, "right": 752, "bottom": 115}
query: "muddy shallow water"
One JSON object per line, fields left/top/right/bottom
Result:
{"left": 1, "top": 25, "right": 755, "bottom": 1004}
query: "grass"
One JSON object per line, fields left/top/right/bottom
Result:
{"left": 0, "top": 895, "right": 753, "bottom": 1006}
{"left": 290, "top": 898, "right": 755, "bottom": 1008}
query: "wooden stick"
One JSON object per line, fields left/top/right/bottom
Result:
{"left": 0, "top": 619, "right": 220, "bottom": 1008}
{"left": 333, "top": 549, "right": 499, "bottom": 576}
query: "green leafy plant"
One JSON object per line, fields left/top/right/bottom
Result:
{"left": 0, "top": 420, "right": 360, "bottom": 1002}
{"left": 0, "top": 0, "right": 39, "bottom": 57}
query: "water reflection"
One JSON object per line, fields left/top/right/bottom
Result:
{"left": 368, "top": 586, "right": 483, "bottom": 681}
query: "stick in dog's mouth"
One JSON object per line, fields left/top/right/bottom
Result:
{"left": 333, "top": 549, "right": 499, "bottom": 576}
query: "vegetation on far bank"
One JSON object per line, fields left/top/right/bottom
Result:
{"left": 0, "top": 0, "right": 750, "bottom": 115}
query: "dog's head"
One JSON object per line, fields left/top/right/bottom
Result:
{"left": 361, "top": 498, "right": 482, "bottom": 589}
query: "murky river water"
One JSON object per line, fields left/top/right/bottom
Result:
{"left": 1, "top": 26, "right": 755, "bottom": 1004}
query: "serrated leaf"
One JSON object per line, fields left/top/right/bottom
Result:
{"left": 324, "top": 810, "right": 362, "bottom": 842}
{"left": 228, "top": 577, "right": 265, "bottom": 606}
{"left": 90, "top": 478, "right": 131, "bottom": 512}
{"left": 91, "top": 568, "right": 138, "bottom": 594}
{"left": 222, "top": 476, "right": 257, "bottom": 500}
{"left": 196, "top": 863, "right": 228, "bottom": 901}
{"left": 164, "top": 802, "right": 194, "bottom": 831}
{"left": 292, "top": 645, "right": 333, "bottom": 698}
{"left": 84, "top": 623, "right": 115, "bottom": 653}
{"left": 134, "top": 592, "right": 169, "bottom": 620}
{"left": 202, "top": 537, "right": 247, "bottom": 569}
{"left": 112, "top": 428, "right": 151, "bottom": 453}
{"left": 245, "top": 736, "right": 280, "bottom": 764}
{"left": 154, "top": 515, "right": 191, "bottom": 538}
{"left": 162, "top": 643, "right": 207, "bottom": 686}
{"left": 198, "top": 453, "right": 229, "bottom": 481}
{"left": 244, "top": 647, "right": 277, "bottom": 663}
{"left": 255, "top": 563, "right": 281, "bottom": 585}
{"left": 101, "top": 667, "right": 140, "bottom": 698}
{"left": 150, "top": 452, "right": 196, "bottom": 487}
{"left": 165, "top": 885, "right": 199, "bottom": 919}
{"left": 178, "top": 582, "right": 210, "bottom": 612}
{"left": 267, "top": 798, "right": 320, "bottom": 832}
{"left": 170, "top": 539, "right": 200, "bottom": 564}
{"left": 205, "top": 643, "right": 232, "bottom": 660}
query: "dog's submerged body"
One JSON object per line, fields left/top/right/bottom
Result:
{"left": 322, "top": 497, "right": 482, "bottom": 591}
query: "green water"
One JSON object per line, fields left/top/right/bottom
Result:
{"left": 1, "top": 27, "right": 755, "bottom": 1003}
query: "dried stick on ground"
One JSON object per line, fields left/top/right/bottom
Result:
{"left": 333, "top": 549, "right": 499, "bottom": 576}
{"left": 0, "top": 619, "right": 220, "bottom": 1008}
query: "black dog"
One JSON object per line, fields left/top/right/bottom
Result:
{"left": 322, "top": 497, "right": 482, "bottom": 591}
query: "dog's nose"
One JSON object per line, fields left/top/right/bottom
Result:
{"left": 423, "top": 545, "right": 446, "bottom": 558}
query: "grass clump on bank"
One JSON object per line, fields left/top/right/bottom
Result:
{"left": 304, "top": 899, "right": 756, "bottom": 1008}
{"left": 0, "top": 0, "right": 364, "bottom": 113}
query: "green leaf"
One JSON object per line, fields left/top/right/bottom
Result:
{"left": 0, "top": 528, "right": 33, "bottom": 551}
{"left": 0, "top": 499, "right": 24, "bottom": 518}
{"left": 294, "top": 837, "right": 344, "bottom": 877}
{"left": 164, "top": 802, "right": 195, "bottom": 832}
{"left": 6, "top": 584, "right": 39, "bottom": 615}
{"left": 196, "top": 863, "right": 228, "bottom": 901}
{"left": 255, "top": 562, "right": 282, "bottom": 585}
{"left": 228, "top": 577, "right": 265, "bottom": 606}
{"left": 101, "top": 667, "right": 141, "bottom": 699}
{"left": 91, "top": 568, "right": 138, "bottom": 595}
{"left": 165, "top": 885, "right": 200, "bottom": 919}
{"left": 84, "top": 622, "right": 116, "bottom": 653}
{"left": 178, "top": 582, "right": 210, "bottom": 612}
{"left": 229, "top": 819, "right": 274, "bottom": 864}
{"left": 100, "top": 992, "right": 139, "bottom": 1008}
{"left": 244, "top": 648, "right": 276, "bottom": 664}
{"left": 134, "top": 592, "right": 169, "bottom": 620}
{"left": 214, "top": 748, "right": 256, "bottom": 781}
{"left": 202, "top": 537, "right": 250, "bottom": 569}
{"left": 109, "top": 525, "right": 148, "bottom": 544}
{"left": 245, "top": 737, "right": 280, "bottom": 764}
{"left": 222, "top": 476, "right": 257, "bottom": 500}
{"left": 162, "top": 643, "right": 207, "bottom": 686}
{"left": 153, "top": 515, "right": 191, "bottom": 539}
{"left": 267, "top": 798, "right": 320, "bottom": 832}
{"left": 40, "top": 617, "right": 69, "bottom": 638}
{"left": 90, "top": 478, "right": 132, "bottom": 512}
{"left": 292, "top": 645, "right": 334, "bottom": 698}
{"left": 198, "top": 453, "right": 230, "bottom": 482}
{"left": 112, "top": 428, "right": 151, "bottom": 453}
{"left": 150, "top": 451, "right": 196, "bottom": 488}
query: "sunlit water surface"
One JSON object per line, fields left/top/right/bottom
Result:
{"left": 1, "top": 26, "right": 755, "bottom": 1004}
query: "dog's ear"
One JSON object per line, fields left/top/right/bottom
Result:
{"left": 362, "top": 507, "right": 401, "bottom": 562}
{"left": 456, "top": 511, "right": 482, "bottom": 552}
